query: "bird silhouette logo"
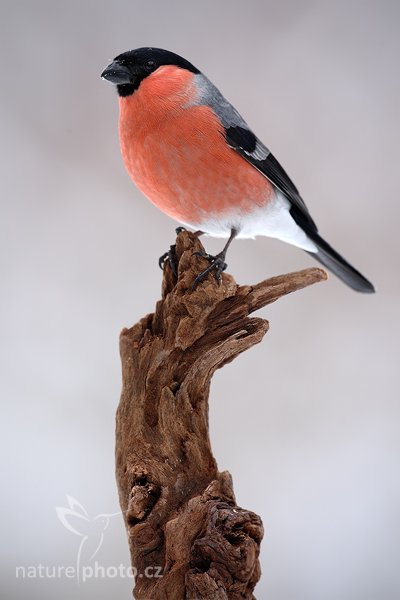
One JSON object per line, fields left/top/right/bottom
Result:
{"left": 56, "top": 495, "right": 122, "bottom": 583}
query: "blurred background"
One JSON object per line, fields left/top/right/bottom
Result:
{"left": 1, "top": 0, "right": 399, "bottom": 598}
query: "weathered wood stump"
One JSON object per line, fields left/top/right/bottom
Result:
{"left": 116, "top": 230, "right": 326, "bottom": 599}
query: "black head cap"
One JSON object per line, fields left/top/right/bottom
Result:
{"left": 101, "top": 47, "right": 200, "bottom": 97}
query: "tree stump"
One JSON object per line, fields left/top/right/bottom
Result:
{"left": 116, "top": 230, "right": 327, "bottom": 599}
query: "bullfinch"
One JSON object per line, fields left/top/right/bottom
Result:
{"left": 101, "top": 47, "right": 374, "bottom": 293}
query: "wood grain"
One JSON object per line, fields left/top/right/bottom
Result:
{"left": 116, "top": 230, "right": 327, "bottom": 598}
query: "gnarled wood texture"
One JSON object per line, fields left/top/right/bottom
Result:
{"left": 116, "top": 230, "right": 326, "bottom": 599}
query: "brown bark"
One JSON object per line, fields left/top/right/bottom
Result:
{"left": 116, "top": 230, "right": 327, "bottom": 599}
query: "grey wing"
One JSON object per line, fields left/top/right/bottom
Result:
{"left": 193, "top": 73, "right": 318, "bottom": 233}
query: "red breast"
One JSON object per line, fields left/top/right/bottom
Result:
{"left": 118, "top": 66, "right": 274, "bottom": 225}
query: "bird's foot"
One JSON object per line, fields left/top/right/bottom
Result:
{"left": 158, "top": 228, "right": 187, "bottom": 276}
{"left": 159, "top": 244, "right": 178, "bottom": 276}
{"left": 192, "top": 251, "right": 228, "bottom": 289}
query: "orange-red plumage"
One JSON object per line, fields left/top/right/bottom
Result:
{"left": 118, "top": 66, "right": 273, "bottom": 225}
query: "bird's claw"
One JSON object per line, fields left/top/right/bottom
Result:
{"left": 159, "top": 244, "right": 178, "bottom": 277}
{"left": 192, "top": 251, "right": 228, "bottom": 289}
{"left": 158, "top": 228, "right": 187, "bottom": 276}
{"left": 158, "top": 251, "right": 169, "bottom": 270}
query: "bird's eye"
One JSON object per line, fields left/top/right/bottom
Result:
{"left": 147, "top": 60, "right": 155, "bottom": 68}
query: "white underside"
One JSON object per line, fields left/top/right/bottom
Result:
{"left": 179, "top": 191, "right": 318, "bottom": 252}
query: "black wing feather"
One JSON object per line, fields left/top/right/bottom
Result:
{"left": 223, "top": 125, "right": 375, "bottom": 293}
{"left": 224, "top": 125, "right": 318, "bottom": 232}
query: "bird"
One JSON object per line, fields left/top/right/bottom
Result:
{"left": 101, "top": 47, "right": 375, "bottom": 293}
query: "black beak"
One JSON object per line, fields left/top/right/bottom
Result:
{"left": 101, "top": 60, "right": 133, "bottom": 85}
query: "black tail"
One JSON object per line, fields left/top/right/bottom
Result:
{"left": 306, "top": 230, "right": 375, "bottom": 293}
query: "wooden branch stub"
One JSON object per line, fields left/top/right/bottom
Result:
{"left": 116, "top": 230, "right": 327, "bottom": 599}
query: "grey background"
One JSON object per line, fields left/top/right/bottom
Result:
{"left": 1, "top": 0, "right": 399, "bottom": 598}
